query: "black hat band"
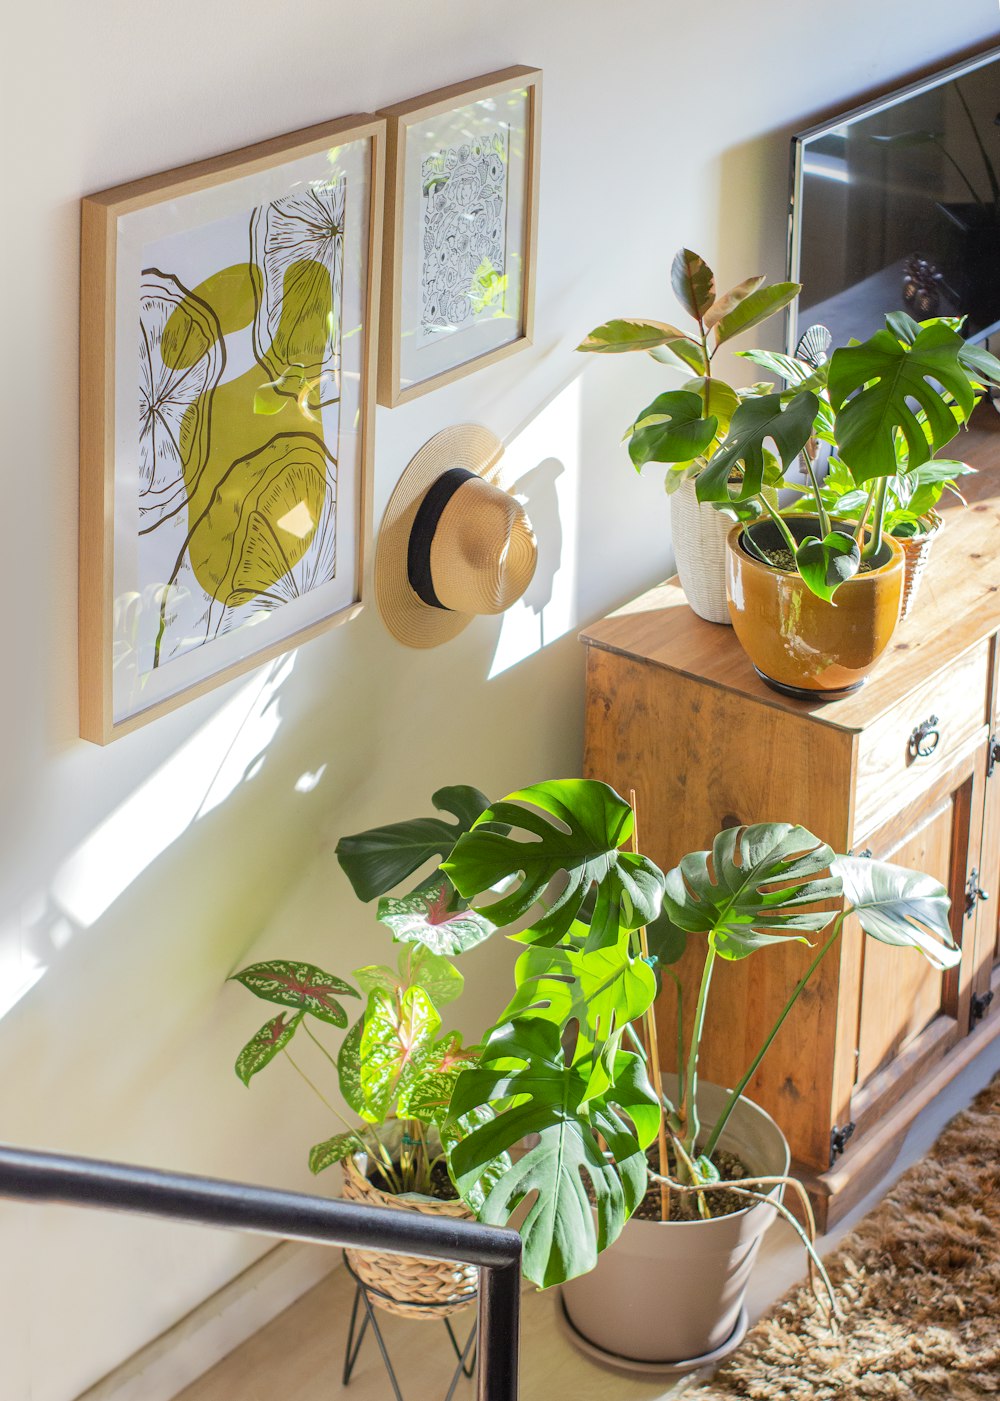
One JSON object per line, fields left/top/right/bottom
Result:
{"left": 406, "top": 468, "right": 478, "bottom": 609}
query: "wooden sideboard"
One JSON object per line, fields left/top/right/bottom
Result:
{"left": 580, "top": 408, "right": 1000, "bottom": 1230}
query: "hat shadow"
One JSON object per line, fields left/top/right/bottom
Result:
{"left": 510, "top": 455, "right": 564, "bottom": 620}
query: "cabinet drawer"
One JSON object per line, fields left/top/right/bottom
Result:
{"left": 854, "top": 642, "right": 990, "bottom": 837}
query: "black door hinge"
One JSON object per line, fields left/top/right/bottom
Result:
{"left": 988, "top": 735, "right": 1000, "bottom": 779}
{"left": 830, "top": 1120, "right": 856, "bottom": 1166}
{"left": 965, "top": 869, "right": 989, "bottom": 919}
{"left": 971, "top": 989, "right": 995, "bottom": 1027}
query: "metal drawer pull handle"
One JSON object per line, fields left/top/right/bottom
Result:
{"left": 908, "top": 715, "right": 940, "bottom": 760}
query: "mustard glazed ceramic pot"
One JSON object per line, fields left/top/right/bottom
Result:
{"left": 726, "top": 516, "right": 905, "bottom": 701}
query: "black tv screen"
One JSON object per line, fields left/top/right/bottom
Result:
{"left": 789, "top": 46, "right": 1000, "bottom": 354}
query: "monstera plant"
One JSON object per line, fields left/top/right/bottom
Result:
{"left": 327, "top": 779, "right": 959, "bottom": 1291}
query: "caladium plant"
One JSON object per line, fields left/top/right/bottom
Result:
{"left": 231, "top": 944, "right": 485, "bottom": 1197}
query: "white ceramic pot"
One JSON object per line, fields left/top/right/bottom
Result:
{"left": 669, "top": 479, "right": 733, "bottom": 625}
{"left": 560, "top": 1078, "right": 789, "bottom": 1373}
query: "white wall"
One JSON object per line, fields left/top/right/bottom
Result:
{"left": 2, "top": 3, "right": 997, "bottom": 1397}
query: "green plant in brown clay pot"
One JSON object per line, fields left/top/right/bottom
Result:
{"left": 694, "top": 311, "right": 1000, "bottom": 697}
{"left": 577, "top": 248, "right": 800, "bottom": 625}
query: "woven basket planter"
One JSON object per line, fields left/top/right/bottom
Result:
{"left": 341, "top": 1151, "right": 478, "bottom": 1318}
{"left": 670, "top": 478, "right": 733, "bottom": 625}
{"left": 898, "top": 512, "right": 944, "bottom": 621}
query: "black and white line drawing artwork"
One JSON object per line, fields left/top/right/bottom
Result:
{"left": 419, "top": 127, "right": 509, "bottom": 343}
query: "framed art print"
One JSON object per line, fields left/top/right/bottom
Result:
{"left": 377, "top": 66, "right": 541, "bottom": 408}
{"left": 79, "top": 114, "right": 384, "bottom": 743}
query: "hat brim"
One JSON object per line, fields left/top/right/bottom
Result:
{"left": 375, "top": 423, "right": 506, "bottom": 648}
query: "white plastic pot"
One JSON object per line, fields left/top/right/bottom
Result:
{"left": 560, "top": 1077, "right": 790, "bottom": 1374}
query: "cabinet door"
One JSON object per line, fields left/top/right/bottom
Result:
{"left": 971, "top": 634, "right": 1000, "bottom": 1025}
{"left": 846, "top": 737, "right": 985, "bottom": 1139}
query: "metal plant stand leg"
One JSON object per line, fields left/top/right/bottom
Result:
{"left": 340, "top": 1252, "right": 478, "bottom": 1401}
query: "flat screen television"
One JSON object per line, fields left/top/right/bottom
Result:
{"left": 788, "top": 46, "right": 1000, "bottom": 355}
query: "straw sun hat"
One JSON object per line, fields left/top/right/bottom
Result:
{"left": 375, "top": 424, "right": 538, "bottom": 648}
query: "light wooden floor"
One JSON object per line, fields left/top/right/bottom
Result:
{"left": 176, "top": 1036, "right": 1000, "bottom": 1401}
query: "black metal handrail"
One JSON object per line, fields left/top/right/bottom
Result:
{"left": 0, "top": 1144, "right": 521, "bottom": 1400}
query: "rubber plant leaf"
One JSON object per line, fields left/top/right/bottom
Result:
{"left": 794, "top": 530, "right": 862, "bottom": 603}
{"left": 308, "top": 1131, "right": 361, "bottom": 1175}
{"left": 336, "top": 785, "right": 492, "bottom": 902}
{"left": 235, "top": 1011, "right": 303, "bottom": 1086}
{"left": 449, "top": 1019, "right": 660, "bottom": 1288}
{"left": 832, "top": 856, "right": 959, "bottom": 969}
{"left": 230, "top": 960, "right": 358, "bottom": 1027}
{"left": 359, "top": 987, "right": 441, "bottom": 1123}
{"left": 712, "top": 282, "right": 801, "bottom": 347}
{"left": 576, "top": 318, "right": 692, "bottom": 353}
{"left": 337, "top": 1018, "right": 370, "bottom": 1120}
{"left": 628, "top": 390, "right": 718, "bottom": 471}
{"left": 703, "top": 275, "right": 765, "bottom": 331}
{"left": 827, "top": 322, "right": 976, "bottom": 484}
{"left": 443, "top": 779, "right": 665, "bottom": 951}
{"left": 695, "top": 390, "right": 819, "bottom": 504}
{"left": 681, "top": 377, "right": 741, "bottom": 437}
{"left": 671, "top": 248, "right": 716, "bottom": 323}
{"left": 377, "top": 872, "right": 496, "bottom": 956}
{"left": 648, "top": 339, "right": 709, "bottom": 375}
{"left": 662, "top": 823, "right": 843, "bottom": 960}
{"left": 396, "top": 1032, "right": 480, "bottom": 1122}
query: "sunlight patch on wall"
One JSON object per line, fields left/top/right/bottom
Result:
{"left": 50, "top": 655, "right": 294, "bottom": 931}
{"left": 488, "top": 377, "right": 582, "bottom": 679}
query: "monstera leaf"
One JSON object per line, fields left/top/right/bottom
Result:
{"left": 235, "top": 1011, "right": 303, "bottom": 1085}
{"left": 627, "top": 390, "right": 717, "bottom": 470}
{"left": 449, "top": 1019, "right": 660, "bottom": 1287}
{"left": 695, "top": 391, "right": 819, "bottom": 504}
{"left": 795, "top": 530, "right": 862, "bottom": 603}
{"left": 438, "top": 1106, "right": 512, "bottom": 1214}
{"left": 443, "top": 780, "right": 665, "bottom": 951}
{"left": 230, "top": 960, "right": 358, "bottom": 1026}
{"left": 833, "top": 856, "right": 959, "bottom": 969}
{"left": 662, "top": 823, "right": 842, "bottom": 959}
{"left": 827, "top": 321, "right": 976, "bottom": 483}
{"left": 500, "top": 938, "right": 657, "bottom": 1095}
{"left": 336, "top": 786, "right": 493, "bottom": 902}
{"left": 376, "top": 873, "right": 496, "bottom": 955}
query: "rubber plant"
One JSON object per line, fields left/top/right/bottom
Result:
{"left": 230, "top": 786, "right": 503, "bottom": 1196}
{"left": 332, "top": 779, "right": 960, "bottom": 1291}
{"left": 694, "top": 311, "right": 1000, "bottom": 601}
{"left": 576, "top": 247, "right": 802, "bottom": 500}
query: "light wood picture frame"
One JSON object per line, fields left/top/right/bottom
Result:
{"left": 80, "top": 114, "right": 385, "bottom": 744}
{"left": 377, "top": 66, "right": 541, "bottom": 408}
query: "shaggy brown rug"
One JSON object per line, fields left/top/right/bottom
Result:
{"left": 688, "top": 1075, "right": 1000, "bottom": 1399}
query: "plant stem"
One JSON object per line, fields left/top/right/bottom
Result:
{"left": 303, "top": 1020, "right": 341, "bottom": 1076}
{"left": 758, "top": 493, "right": 800, "bottom": 556}
{"left": 861, "top": 478, "right": 888, "bottom": 560}
{"left": 701, "top": 919, "right": 844, "bottom": 1160}
{"left": 663, "top": 966, "right": 686, "bottom": 1111}
{"left": 683, "top": 944, "right": 717, "bottom": 1156}
{"left": 854, "top": 481, "right": 878, "bottom": 545}
{"left": 800, "top": 444, "right": 830, "bottom": 536}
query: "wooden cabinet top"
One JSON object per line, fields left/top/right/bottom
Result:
{"left": 580, "top": 409, "right": 1000, "bottom": 734}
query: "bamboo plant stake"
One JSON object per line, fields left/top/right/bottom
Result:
{"left": 629, "top": 789, "right": 671, "bottom": 1222}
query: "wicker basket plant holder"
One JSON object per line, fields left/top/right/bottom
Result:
{"left": 341, "top": 1151, "right": 478, "bottom": 1319}
{"left": 898, "top": 512, "right": 944, "bottom": 621}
